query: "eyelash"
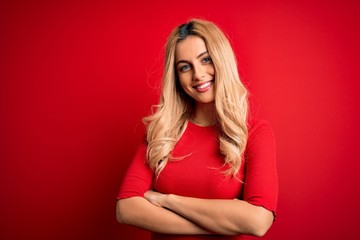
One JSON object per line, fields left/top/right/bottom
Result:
{"left": 178, "top": 57, "right": 212, "bottom": 72}
{"left": 180, "top": 65, "right": 190, "bottom": 72}
{"left": 202, "top": 57, "right": 212, "bottom": 63}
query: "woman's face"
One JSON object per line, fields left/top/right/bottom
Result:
{"left": 175, "top": 35, "right": 215, "bottom": 104}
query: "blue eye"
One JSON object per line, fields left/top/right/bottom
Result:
{"left": 179, "top": 65, "right": 190, "bottom": 72}
{"left": 202, "top": 57, "right": 212, "bottom": 63}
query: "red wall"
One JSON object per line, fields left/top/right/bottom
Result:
{"left": 1, "top": 1, "right": 359, "bottom": 239}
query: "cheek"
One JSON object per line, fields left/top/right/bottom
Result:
{"left": 178, "top": 74, "right": 191, "bottom": 88}
{"left": 179, "top": 81, "right": 189, "bottom": 93}
{"left": 208, "top": 65, "right": 215, "bottom": 76}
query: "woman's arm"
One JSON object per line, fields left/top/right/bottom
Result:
{"left": 116, "top": 196, "right": 210, "bottom": 235}
{"left": 116, "top": 143, "right": 210, "bottom": 234}
{"left": 144, "top": 190, "right": 274, "bottom": 237}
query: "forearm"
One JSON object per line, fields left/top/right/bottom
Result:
{"left": 163, "top": 195, "right": 273, "bottom": 237}
{"left": 116, "top": 197, "right": 210, "bottom": 235}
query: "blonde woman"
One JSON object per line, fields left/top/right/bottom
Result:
{"left": 116, "top": 19, "right": 278, "bottom": 239}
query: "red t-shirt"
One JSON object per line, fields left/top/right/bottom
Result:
{"left": 117, "top": 118, "right": 278, "bottom": 239}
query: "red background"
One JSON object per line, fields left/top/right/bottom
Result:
{"left": 1, "top": 1, "right": 359, "bottom": 239}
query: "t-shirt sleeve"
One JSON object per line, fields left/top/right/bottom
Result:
{"left": 243, "top": 119, "right": 278, "bottom": 217}
{"left": 117, "top": 142, "right": 154, "bottom": 200}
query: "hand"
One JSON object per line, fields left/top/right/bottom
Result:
{"left": 144, "top": 190, "right": 167, "bottom": 208}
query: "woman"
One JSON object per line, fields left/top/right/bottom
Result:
{"left": 116, "top": 19, "right": 278, "bottom": 239}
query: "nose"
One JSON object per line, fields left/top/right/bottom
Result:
{"left": 193, "top": 65, "right": 205, "bottom": 81}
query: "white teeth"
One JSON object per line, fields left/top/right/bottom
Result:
{"left": 197, "top": 82, "right": 211, "bottom": 89}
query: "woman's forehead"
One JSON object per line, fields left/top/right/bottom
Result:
{"left": 175, "top": 36, "right": 208, "bottom": 61}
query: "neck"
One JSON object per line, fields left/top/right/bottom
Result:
{"left": 191, "top": 102, "right": 216, "bottom": 126}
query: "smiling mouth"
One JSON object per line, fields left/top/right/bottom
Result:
{"left": 193, "top": 80, "right": 214, "bottom": 92}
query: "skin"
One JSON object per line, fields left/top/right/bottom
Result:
{"left": 175, "top": 35, "right": 216, "bottom": 126}
{"left": 116, "top": 35, "right": 274, "bottom": 237}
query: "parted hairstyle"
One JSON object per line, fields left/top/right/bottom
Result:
{"left": 143, "top": 18, "right": 249, "bottom": 178}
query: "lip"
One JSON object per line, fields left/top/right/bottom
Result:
{"left": 192, "top": 80, "right": 214, "bottom": 93}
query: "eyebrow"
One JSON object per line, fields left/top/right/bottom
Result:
{"left": 176, "top": 51, "right": 209, "bottom": 66}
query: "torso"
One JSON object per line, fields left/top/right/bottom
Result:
{"left": 154, "top": 121, "right": 245, "bottom": 199}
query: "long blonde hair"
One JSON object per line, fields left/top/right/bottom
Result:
{"left": 143, "top": 19, "right": 249, "bottom": 178}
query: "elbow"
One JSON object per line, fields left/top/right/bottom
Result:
{"left": 221, "top": 206, "right": 274, "bottom": 237}
{"left": 251, "top": 223, "right": 270, "bottom": 238}
{"left": 116, "top": 196, "right": 147, "bottom": 225}
{"left": 249, "top": 208, "right": 274, "bottom": 237}
{"left": 116, "top": 199, "right": 128, "bottom": 224}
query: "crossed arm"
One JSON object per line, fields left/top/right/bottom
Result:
{"left": 116, "top": 190, "right": 274, "bottom": 237}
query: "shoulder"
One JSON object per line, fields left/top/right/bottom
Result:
{"left": 248, "top": 118, "right": 274, "bottom": 137}
{"left": 246, "top": 118, "right": 276, "bottom": 151}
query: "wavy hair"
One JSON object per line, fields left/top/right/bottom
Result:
{"left": 143, "top": 19, "right": 249, "bottom": 178}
